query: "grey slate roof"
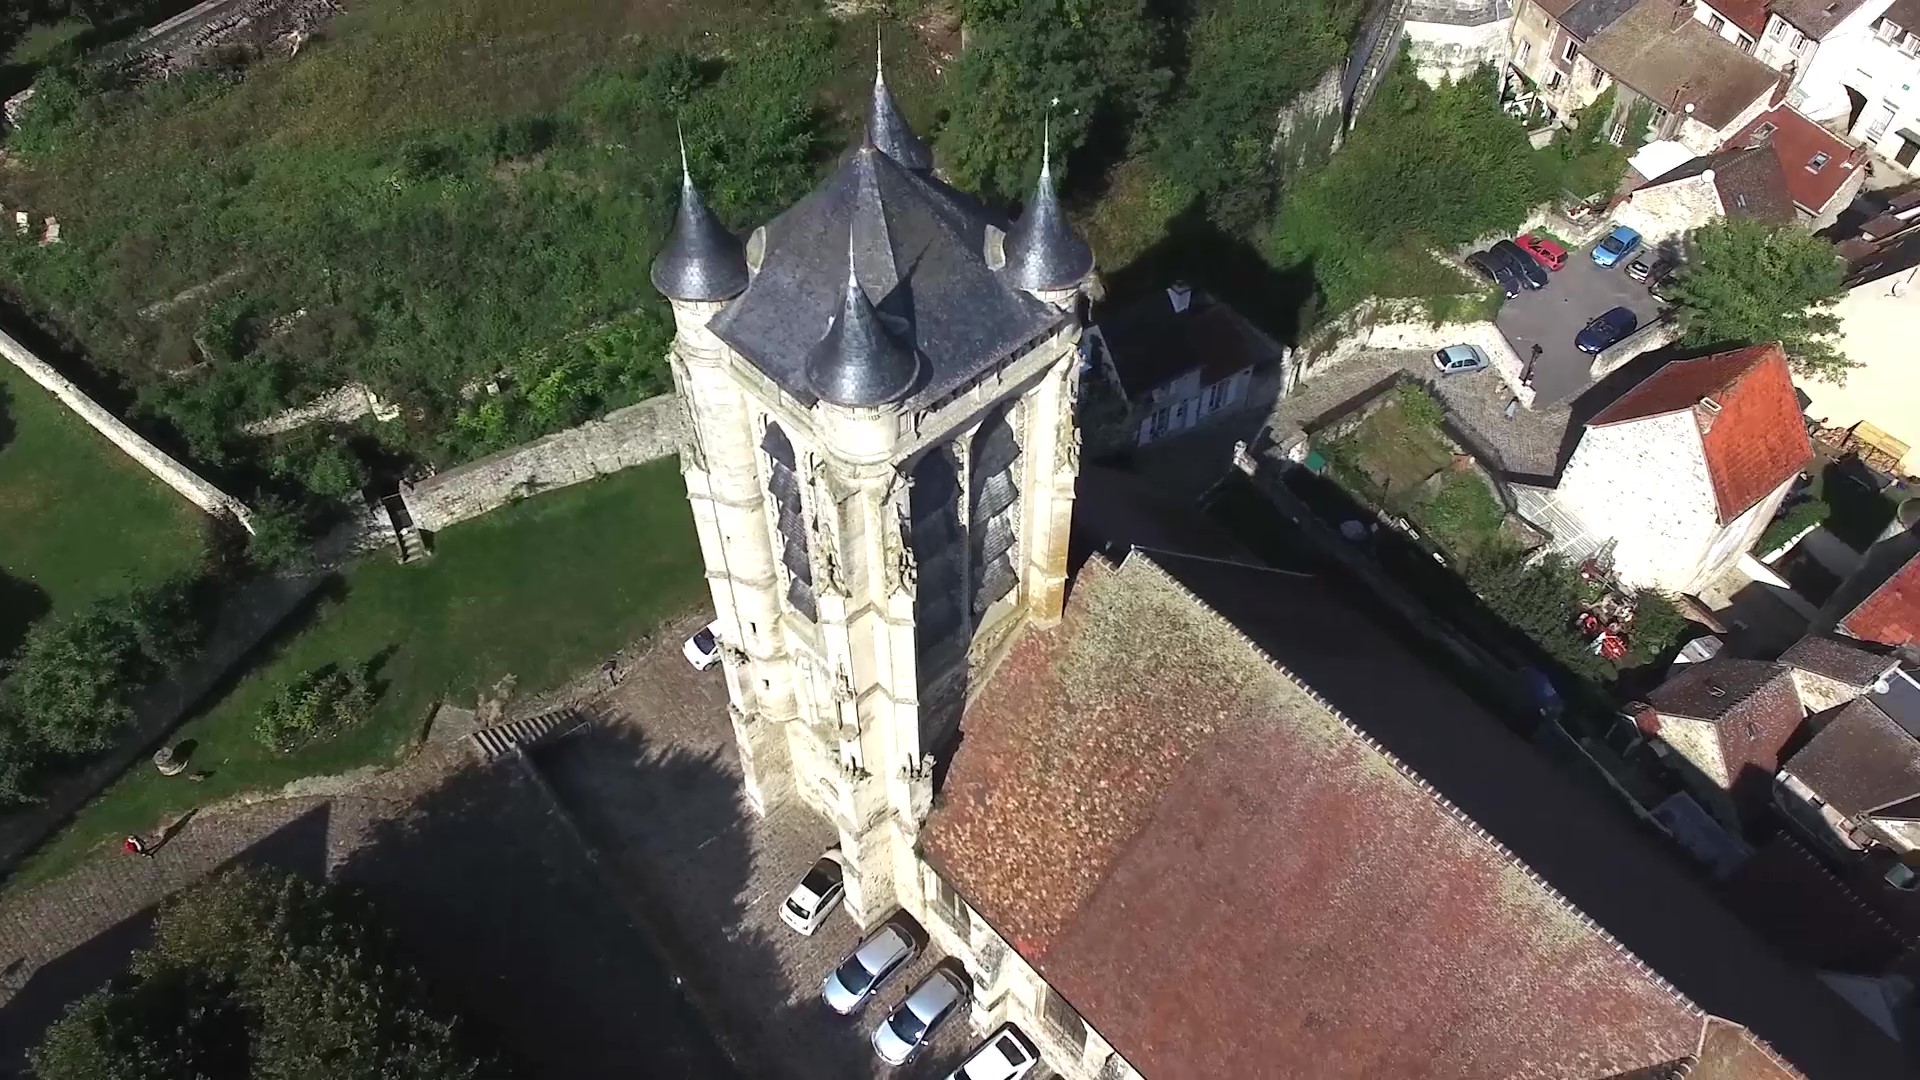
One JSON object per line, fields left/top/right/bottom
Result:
{"left": 1647, "top": 657, "right": 1796, "bottom": 724}
{"left": 1560, "top": 0, "right": 1640, "bottom": 40}
{"left": 869, "top": 58, "right": 931, "bottom": 172}
{"left": 651, "top": 165, "right": 749, "bottom": 302}
{"left": 1785, "top": 699, "right": 1920, "bottom": 819}
{"left": 804, "top": 252, "right": 920, "bottom": 407}
{"left": 1781, "top": 634, "right": 1899, "bottom": 689}
{"left": 1001, "top": 143, "right": 1093, "bottom": 293}
{"left": 710, "top": 144, "right": 1064, "bottom": 409}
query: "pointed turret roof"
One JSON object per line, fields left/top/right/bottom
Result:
{"left": 869, "top": 38, "right": 932, "bottom": 172}
{"left": 651, "top": 136, "right": 749, "bottom": 302}
{"left": 805, "top": 235, "right": 921, "bottom": 407}
{"left": 1002, "top": 123, "right": 1093, "bottom": 293}
{"left": 710, "top": 142, "right": 1060, "bottom": 409}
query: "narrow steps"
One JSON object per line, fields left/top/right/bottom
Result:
{"left": 469, "top": 707, "right": 590, "bottom": 762}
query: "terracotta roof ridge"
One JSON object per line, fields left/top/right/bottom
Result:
{"left": 1774, "top": 831, "right": 1919, "bottom": 949}
{"left": 1119, "top": 549, "right": 1709, "bottom": 1024}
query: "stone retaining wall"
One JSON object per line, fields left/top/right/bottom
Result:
{"left": 402, "top": 394, "right": 687, "bottom": 532}
{"left": 1298, "top": 298, "right": 1533, "bottom": 406}
{"left": 0, "top": 328, "right": 253, "bottom": 531}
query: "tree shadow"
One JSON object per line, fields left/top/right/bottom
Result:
{"left": 0, "top": 803, "right": 335, "bottom": 1076}
{"left": 1100, "top": 200, "right": 1319, "bottom": 346}
{"left": 0, "top": 570, "right": 51, "bottom": 670}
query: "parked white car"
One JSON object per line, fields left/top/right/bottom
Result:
{"left": 872, "top": 968, "right": 969, "bottom": 1066}
{"left": 945, "top": 1024, "right": 1040, "bottom": 1080}
{"left": 1432, "top": 344, "right": 1488, "bottom": 374}
{"left": 682, "top": 621, "right": 722, "bottom": 671}
{"left": 822, "top": 922, "right": 917, "bottom": 1015}
{"left": 779, "top": 854, "right": 845, "bottom": 935}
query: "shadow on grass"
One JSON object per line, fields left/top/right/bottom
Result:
{"left": 0, "top": 569, "right": 50, "bottom": 670}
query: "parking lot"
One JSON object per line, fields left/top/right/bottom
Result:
{"left": 1494, "top": 236, "right": 1671, "bottom": 407}
{"left": 537, "top": 618, "right": 1000, "bottom": 1080}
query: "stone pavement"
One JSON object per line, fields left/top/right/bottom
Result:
{"left": 539, "top": 612, "right": 989, "bottom": 1080}
{"left": 0, "top": 736, "right": 732, "bottom": 1078}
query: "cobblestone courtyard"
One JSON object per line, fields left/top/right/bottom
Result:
{"left": 538, "top": 613, "right": 991, "bottom": 1080}
{"left": 0, "top": 721, "right": 731, "bottom": 1079}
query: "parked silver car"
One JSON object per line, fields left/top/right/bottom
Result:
{"left": 872, "top": 968, "right": 969, "bottom": 1066}
{"left": 1432, "top": 344, "right": 1488, "bottom": 375}
{"left": 821, "top": 922, "right": 917, "bottom": 1015}
{"left": 945, "top": 1024, "right": 1041, "bottom": 1080}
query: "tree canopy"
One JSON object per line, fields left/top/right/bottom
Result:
{"left": 31, "top": 869, "right": 496, "bottom": 1080}
{"left": 937, "top": 0, "right": 1171, "bottom": 202}
{"left": 1669, "top": 218, "right": 1852, "bottom": 382}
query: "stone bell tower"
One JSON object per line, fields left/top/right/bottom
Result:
{"left": 652, "top": 57, "right": 1094, "bottom": 924}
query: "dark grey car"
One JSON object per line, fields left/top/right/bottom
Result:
{"left": 1491, "top": 239, "right": 1549, "bottom": 290}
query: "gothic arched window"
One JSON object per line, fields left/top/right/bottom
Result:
{"left": 761, "top": 421, "right": 815, "bottom": 622}
{"left": 968, "top": 403, "right": 1022, "bottom": 615}
{"left": 909, "top": 447, "right": 965, "bottom": 672}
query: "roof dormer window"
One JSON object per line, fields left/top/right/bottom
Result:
{"left": 1808, "top": 151, "right": 1831, "bottom": 172}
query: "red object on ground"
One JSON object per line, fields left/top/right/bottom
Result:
{"left": 1518, "top": 234, "right": 1567, "bottom": 271}
{"left": 1597, "top": 632, "right": 1628, "bottom": 661}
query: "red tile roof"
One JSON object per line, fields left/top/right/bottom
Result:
{"left": 1842, "top": 551, "right": 1920, "bottom": 647}
{"left": 1725, "top": 105, "right": 1863, "bottom": 215}
{"left": 1589, "top": 344, "right": 1812, "bottom": 523}
{"left": 926, "top": 554, "right": 1713, "bottom": 1078}
{"left": 1704, "top": 0, "right": 1770, "bottom": 37}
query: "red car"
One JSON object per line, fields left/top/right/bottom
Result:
{"left": 1517, "top": 233, "right": 1567, "bottom": 271}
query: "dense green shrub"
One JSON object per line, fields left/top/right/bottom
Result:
{"left": 1148, "top": 0, "right": 1361, "bottom": 231}
{"left": 31, "top": 868, "right": 494, "bottom": 1080}
{"left": 1266, "top": 63, "right": 1547, "bottom": 312}
{"left": 938, "top": 0, "right": 1172, "bottom": 201}
{"left": 1757, "top": 498, "right": 1831, "bottom": 555}
{"left": 2, "top": 580, "right": 202, "bottom": 757}
{"left": 244, "top": 495, "right": 311, "bottom": 573}
{"left": 253, "top": 663, "right": 375, "bottom": 753}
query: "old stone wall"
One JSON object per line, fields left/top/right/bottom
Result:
{"left": 1298, "top": 298, "right": 1533, "bottom": 405}
{"left": 1404, "top": 0, "right": 1515, "bottom": 86}
{"left": 0, "top": 327, "right": 252, "bottom": 530}
{"left": 401, "top": 394, "right": 687, "bottom": 532}
{"left": 1272, "top": 66, "right": 1349, "bottom": 183}
{"left": 241, "top": 382, "right": 398, "bottom": 436}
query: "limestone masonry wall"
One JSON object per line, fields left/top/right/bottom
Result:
{"left": 0, "top": 327, "right": 253, "bottom": 530}
{"left": 402, "top": 393, "right": 687, "bottom": 531}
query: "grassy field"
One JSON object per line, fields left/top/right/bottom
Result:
{"left": 0, "top": 361, "right": 207, "bottom": 658}
{"left": 10, "top": 457, "right": 705, "bottom": 889}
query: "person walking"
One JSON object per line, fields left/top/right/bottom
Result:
{"left": 123, "top": 835, "right": 153, "bottom": 859}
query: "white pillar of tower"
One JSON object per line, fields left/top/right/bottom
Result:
{"left": 1019, "top": 289, "right": 1086, "bottom": 627}
{"left": 666, "top": 298, "right": 800, "bottom": 815}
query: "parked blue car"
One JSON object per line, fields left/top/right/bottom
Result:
{"left": 1591, "top": 226, "right": 1642, "bottom": 268}
{"left": 1575, "top": 306, "right": 1638, "bottom": 353}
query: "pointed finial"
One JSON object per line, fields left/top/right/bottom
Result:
{"left": 867, "top": 31, "right": 931, "bottom": 171}
{"left": 651, "top": 126, "right": 749, "bottom": 302}
{"left": 805, "top": 222, "right": 919, "bottom": 407}
{"left": 1000, "top": 107, "right": 1093, "bottom": 294}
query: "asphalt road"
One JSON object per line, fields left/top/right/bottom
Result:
{"left": 1494, "top": 239, "right": 1670, "bottom": 407}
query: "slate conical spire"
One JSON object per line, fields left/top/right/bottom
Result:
{"left": 868, "top": 34, "right": 932, "bottom": 172}
{"left": 805, "top": 234, "right": 920, "bottom": 407}
{"left": 651, "top": 130, "right": 750, "bottom": 302}
{"left": 1002, "top": 116, "right": 1093, "bottom": 293}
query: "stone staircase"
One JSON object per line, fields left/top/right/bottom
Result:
{"left": 469, "top": 707, "right": 591, "bottom": 762}
{"left": 381, "top": 493, "right": 429, "bottom": 564}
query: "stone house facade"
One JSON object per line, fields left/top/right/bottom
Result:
{"left": 1084, "top": 285, "right": 1277, "bottom": 450}
{"left": 1761, "top": 0, "right": 1920, "bottom": 174}
{"left": 1609, "top": 145, "right": 1796, "bottom": 242}
{"left": 1505, "top": 0, "right": 1783, "bottom": 156}
{"left": 1640, "top": 658, "right": 1808, "bottom": 829}
{"left": 1541, "top": 343, "right": 1811, "bottom": 592}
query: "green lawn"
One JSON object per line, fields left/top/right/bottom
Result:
{"left": 9, "top": 457, "right": 705, "bottom": 889}
{"left": 0, "top": 361, "right": 208, "bottom": 658}
{"left": 1329, "top": 397, "right": 1455, "bottom": 502}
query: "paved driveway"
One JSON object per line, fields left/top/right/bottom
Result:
{"left": 538, "top": 620, "right": 991, "bottom": 1080}
{"left": 1495, "top": 241, "right": 1669, "bottom": 407}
